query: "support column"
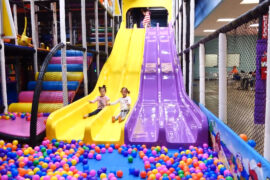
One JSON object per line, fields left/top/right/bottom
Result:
{"left": 188, "top": 0, "right": 195, "bottom": 98}
{"left": 51, "top": 2, "right": 58, "bottom": 46}
{"left": 182, "top": 1, "right": 187, "bottom": 88}
{"left": 81, "top": 0, "right": 88, "bottom": 96}
{"left": 264, "top": 5, "right": 270, "bottom": 161}
{"left": 105, "top": 0, "right": 108, "bottom": 56}
{"left": 30, "top": 0, "right": 38, "bottom": 73}
{"left": 59, "top": 0, "right": 68, "bottom": 106}
{"left": 0, "top": 1, "right": 8, "bottom": 113}
{"left": 218, "top": 33, "right": 227, "bottom": 123}
{"left": 199, "top": 43, "right": 205, "bottom": 106}
{"left": 13, "top": 4, "right": 18, "bottom": 45}
{"left": 35, "top": 5, "right": 39, "bottom": 46}
{"left": 95, "top": 0, "right": 100, "bottom": 76}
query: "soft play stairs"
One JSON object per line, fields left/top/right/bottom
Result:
{"left": 9, "top": 51, "right": 92, "bottom": 113}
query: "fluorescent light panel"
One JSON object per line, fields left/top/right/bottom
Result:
{"left": 250, "top": 23, "right": 259, "bottom": 27}
{"left": 203, "top": 29, "right": 216, "bottom": 33}
{"left": 217, "top": 18, "right": 235, "bottom": 22}
{"left": 240, "top": 0, "right": 259, "bottom": 4}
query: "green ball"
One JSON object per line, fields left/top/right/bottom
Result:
{"left": 178, "top": 170, "right": 184, "bottom": 175}
{"left": 55, "top": 142, "right": 59, "bottom": 147}
{"left": 7, "top": 174, "right": 12, "bottom": 178}
{"left": 128, "top": 156, "right": 133, "bottom": 163}
{"left": 179, "top": 174, "right": 185, "bottom": 178}
{"left": 163, "top": 173, "right": 168, "bottom": 177}
{"left": 33, "top": 160, "right": 39, "bottom": 166}
{"left": 41, "top": 147, "right": 46, "bottom": 152}
{"left": 226, "top": 177, "right": 233, "bottom": 180}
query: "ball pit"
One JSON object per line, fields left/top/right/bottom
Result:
{"left": 0, "top": 112, "right": 50, "bottom": 121}
{"left": 0, "top": 139, "right": 233, "bottom": 180}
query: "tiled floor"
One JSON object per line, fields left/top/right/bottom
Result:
{"left": 193, "top": 80, "right": 265, "bottom": 155}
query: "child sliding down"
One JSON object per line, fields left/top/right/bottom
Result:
{"left": 83, "top": 85, "right": 110, "bottom": 119}
{"left": 109, "top": 87, "right": 131, "bottom": 123}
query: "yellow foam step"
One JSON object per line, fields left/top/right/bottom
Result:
{"left": 9, "top": 103, "right": 63, "bottom": 113}
{"left": 35, "top": 72, "right": 84, "bottom": 81}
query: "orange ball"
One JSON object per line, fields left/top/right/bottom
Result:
{"left": 105, "top": 144, "right": 110, "bottom": 148}
{"left": 140, "top": 171, "right": 147, "bottom": 178}
{"left": 144, "top": 163, "right": 151, "bottom": 169}
{"left": 217, "top": 175, "right": 224, "bottom": 179}
{"left": 115, "top": 144, "right": 120, "bottom": 149}
{"left": 118, "top": 148, "right": 122, "bottom": 154}
{"left": 94, "top": 146, "right": 100, "bottom": 153}
{"left": 19, "top": 162, "right": 25, "bottom": 168}
{"left": 116, "top": 170, "right": 123, "bottom": 178}
{"left": 239, "top": 134, "right": 248, "bottom": 142}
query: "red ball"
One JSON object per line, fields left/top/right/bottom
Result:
{"left": 140, "top": 171, "right": 147, "bottom": 179}
{"left": 116, "top": 170, "right": 123, "bottom": 178}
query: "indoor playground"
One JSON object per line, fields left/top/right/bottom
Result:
{"left": 0, "top": 0, "right": 270, "bottom": 179}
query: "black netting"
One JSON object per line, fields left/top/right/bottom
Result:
{"left": 226, "top": 18, "right": 265, "bottom": 155}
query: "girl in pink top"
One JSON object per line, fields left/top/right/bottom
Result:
{"left": 83, "top": 85, "right": 110, "bottom": 118}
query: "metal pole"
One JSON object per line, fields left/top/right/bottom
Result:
{"left": 81, "top": 0, "right": 88, "bottom": 96}
{"left": 69, "top": 12, "right": 73, "bottom": 45}
{"left": 59, "top": 0, "right": 68, "bottom": 106}
{"left": 105, "top": 0, "right": 108, "bottom": 56}
{"left": 264, "top": 5, "right": 270, "bottom": 161}
{"left": 51, "top": 2, "right": 58, "bottom": 46}
{"left": 182, "top": 1, "right": 187, "bottom": 88}
{"left": 35, "top": 5, "right": 39, "bottom": 47}
{"left": 189, "top": 0, "right": 195, "bottom": 98}
{"left": 95, "top": 0, "right": 100, "bottom": 76}
{"left": 30, "top": 0, "right": 38, "bottom": 73}
{"left": 0, "top": 1, "right": 8, "bottom": 113}
{"left": 218, "top": 33, "right": 227, "bottom": 123}
{"left": 199, "top": 43, "right": 205, "bottom": 106}
{"left": 13, "top": 4, "right": 18, "bottom": 45}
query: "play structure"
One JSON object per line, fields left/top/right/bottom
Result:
{"left": 0, "top": 0, "right": 270, "bottom": 179}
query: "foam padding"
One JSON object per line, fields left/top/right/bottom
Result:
{"left": 54, "top": 50, "right": 92, "bottom": 57}
{"left": 27, "top": 81, "right": 79, "bottom": 91}
{"left": 35, "top": 72, "right": 84, "bottom": 81}
{"left": 50, "top": 56, "right": 92, "bottom": 64}
{"left": 9, "top": 103, "right": 63, "bottom": 113}
{"left": 19, "top": 91, "right": 76, "bottom": 103}
{"left": 47, "top": 64, "right": 83, "bottom": 72}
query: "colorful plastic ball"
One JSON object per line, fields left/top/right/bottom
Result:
{"left": 140, "top": 171, "right": 147, "bottom": 178}
{"left": 128, "top": 156, "right": 133, "bottom": 163}
{"left": 90, "top": 170, "right": 96, "bottom": 177}
{"left": 226, "top": 176, "right": 233, "bottom": 180}
{"left": 100, "top": 173, "right": 107, "bottom": 179}
{"left": 101, "top": 148, "right": 106, "bottom": 153}
{"left": 239, "top": 134, "right": 248, "bottom": 142}
{"left": 247, "top": 139, "right": 256, "bottom": 148}
{"left": 108, "top": 147, "right": 113, "bottom": 153}
{"left": 133, "top": 169, "right": 140, "bottom": 177}
{"left": 116, "top": 170, "right": 123, "bottom": 178}
{"left": 96, "top": 154, "right": 102, "bottom": 160}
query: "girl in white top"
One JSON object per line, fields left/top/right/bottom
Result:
{"left": 109, "top": 87, "right": 131, "bottom": 123}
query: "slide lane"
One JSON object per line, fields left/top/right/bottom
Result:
{"left": 125, "top": 27, "right": 208, "bottom": 148}
{"left": 46, "top": 24, "right": 145, "bottom": 144}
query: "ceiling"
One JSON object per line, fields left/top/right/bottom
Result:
{"left": 195, "top": 0, "right": 258, "bottom": 36}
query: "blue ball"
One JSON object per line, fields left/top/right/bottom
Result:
{"left": 134, "top": 169, "right": 140, "bottom": 177}
{"left": 129, "top": 168, "right": 135, "bottom": 175}
{"left": 248, "top": 139, "right": 256, "bottom": 148}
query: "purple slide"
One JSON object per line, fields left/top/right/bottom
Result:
{"left": 125, "top": 26, "right": 208, "bottom": 148}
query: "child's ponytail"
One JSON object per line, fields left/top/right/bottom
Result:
{"left": 99, "top": 85, "right": 107, "bottom": 92}
{"left": 121, "top": 87, "right": 130, "bottom": 94}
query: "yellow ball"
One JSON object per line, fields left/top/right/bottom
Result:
{"left": 47, "top": 172, "right": 53, "bottom": 176}
{"left": 148, "top": 174, "right": 156, "bottom": 180}
{"left": 71, "top": 159, "right": 77, "bottom": 166}
{"left": 51, "top": 176, "right": 57, "bottom": 180}
{"left": 34, "top": 168, "right": 40, "bottom": 173}
{"left": 74, "top": 174, "right": 80, "bottom": 178}
{"left": 24, "top": 150, "right": 30, "bottom": 155}
{"left": 28, "top": 171, "right": 34, "bottom": 176}
{"left": 156, "top": 163, "right": 161, "bottom": 167}
{"left": 42, "top": 163, "right": 48, "bottom": 169}
{"left": 0, "top": 140, "right": 5, "bottom": 146}
{"left": 218, "top": 164, "right": 224, "bottom": 170}
{"left": 12, "top": 140, "right": 18, "bottom": 145}
{"left": 100, "top": 173, "right": 107, "bottom": 179}
{"left": 152, "top": 169, "right": 158, "bottom": 174}
{"left": 67, "top": 171, "right": 73, "bottom": 176}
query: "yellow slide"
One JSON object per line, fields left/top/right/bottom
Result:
{"left": 46, "top": 24, "right": 145, "bottom": 144}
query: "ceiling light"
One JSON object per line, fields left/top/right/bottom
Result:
{"left": 203, "top": 29, "right": 216, "bottom": 33}
{"left": 240, "top": 0, "right": 259, "bottom": 4}
{"left": 217, "top": 18, "right": 235, "bottom": 22}
{"left": 250, "top": 23, "right": 259, "bottom": 27}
